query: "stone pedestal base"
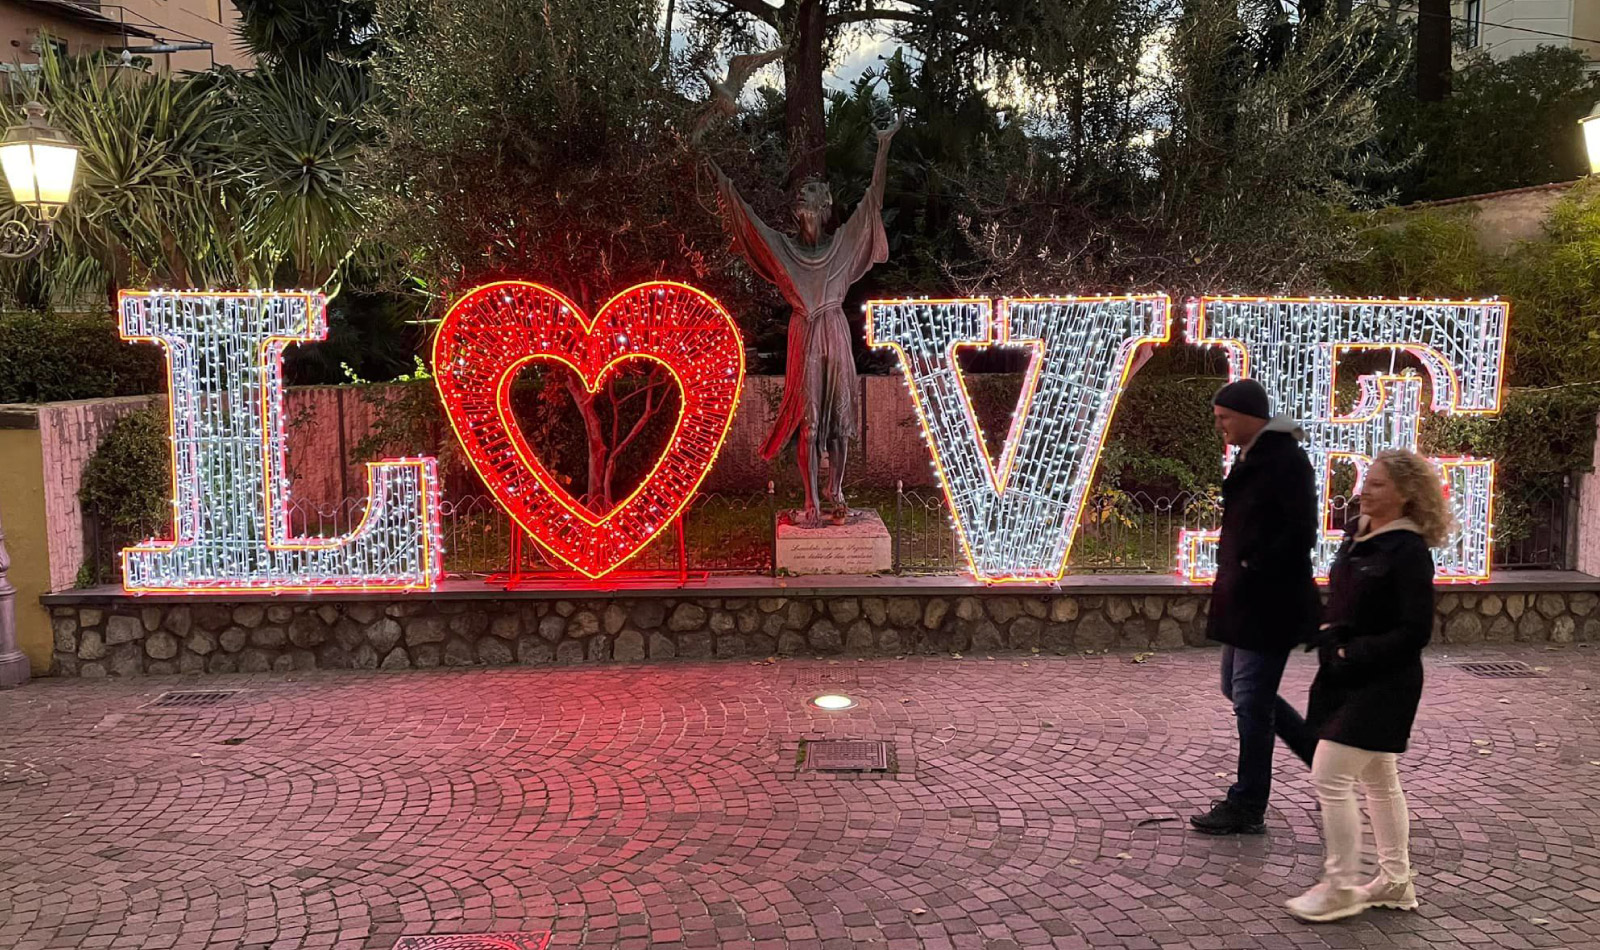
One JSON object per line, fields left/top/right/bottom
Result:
{"left": 776, "top": 510, "right": 892, "bottom": 575}
{"left": 0, "top": 649, "right": 29, "bottom": 689}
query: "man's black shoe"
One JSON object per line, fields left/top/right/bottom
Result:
{"left": 1189, "top": 798, "right": 1266, "bottom": 835}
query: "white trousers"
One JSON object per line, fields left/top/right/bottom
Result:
{"left": 1311, "top": 739, "right": 1412, "bottom": 888}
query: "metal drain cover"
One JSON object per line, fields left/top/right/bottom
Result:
{"left": 792, "top": 668, "right": 861, "bottom": 686}
{"left": 1455, "top": 661, "right": 1543, "bottom": 679}
{"left": 141, "top": 689, "right": 242, "bottom": 710}
{"left": 392, "top": 935, "right": 551, "bottom": 950}
{"left": 803, "top": 739, "right": 890, "bottom": 771}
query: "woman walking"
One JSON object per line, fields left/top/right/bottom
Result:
{"left": 1286, "top": 449, "right": 1454, "bottom": 923}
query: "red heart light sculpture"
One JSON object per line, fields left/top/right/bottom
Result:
{"left": 434, "top": 281, "right": 745, "bottom": 578}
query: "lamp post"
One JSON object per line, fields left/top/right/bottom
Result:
{"left": 0, "top": 101, "right": 78, "bottom": 688}
{"left": 0, "top": 100, "right": 78, "bottom": 260}
{"left": 1581, "top": 100, "right": 1600, "bottom": 176}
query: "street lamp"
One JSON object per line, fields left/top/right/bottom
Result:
{"left": 0, "top": 100, "right": 77, "bottom": 688}
{"left": 0, "top": 100, "right": 78, "bottom": 260}
{"left": 1581, "top": 100, "right": 1600, "bottom": 176}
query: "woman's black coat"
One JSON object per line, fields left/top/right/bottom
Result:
{"left": 1205, "top": 427, "right": 1321, "bottom": 652}
{"left": 1306, "top": 521, "right": 1436, "bottom": 754}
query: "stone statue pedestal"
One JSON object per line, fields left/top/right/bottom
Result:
{"left": 776, "top": 510, "right": 892, "bottom": 575}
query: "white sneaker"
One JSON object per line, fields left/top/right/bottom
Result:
{"left": 1359, "top": 874, "right": 1418, "bottom": 911}
{"left": 1286, "top": 882, "right": 1367, "bottom": 923}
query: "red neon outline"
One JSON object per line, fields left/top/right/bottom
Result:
{"left": 433, "top": 280, "right": 745, "bottom": 580}
{"left": 866, "top": 295, "right": 1172, "bottom": 584}
{"left": 117, "top": 290, "right": 442, "bottom": 593}
{"left": 1180, "top": 295, "right": 1508, "bottom": 583}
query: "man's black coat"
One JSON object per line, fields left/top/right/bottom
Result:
{"left": 1205, "top": 424, "right": 1321, "bottom": 652}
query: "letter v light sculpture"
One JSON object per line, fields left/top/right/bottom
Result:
{"left": 868, "top": 296, "right": 1171, "bottom": 583}
{"left": 119, "top": 291, "right": 442, "bottom": 592}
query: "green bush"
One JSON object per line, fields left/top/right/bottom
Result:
{"left": 1099, "top": 374, "right": 1227, "bottom": 497}
{"left": 0, "top": 311, "right": 164, "bottom": 403}
{"left": 79, "top": 407, "right": 171, "bottom": 583}
{"left": 1374, "top": 46, "right": 1600, "bottom": 203}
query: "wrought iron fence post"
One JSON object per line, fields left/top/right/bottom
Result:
{"left": 88, "top": 504, "right": 103, "bottom": 586}
{"left": 894, "top": 480, "right": 903, "bottom": 574}
{"left": 1563, "top": 473, "right": 1579, "bottom": 571}
{"left": 676, "top": 513, "right": 688, "bottom": 585}
{"left": 767, "top": 481, "right": 777, "bottom": 577}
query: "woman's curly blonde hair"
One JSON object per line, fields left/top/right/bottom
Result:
{"left": 1372, "top": 449, "right": 1457, "bottom": 547}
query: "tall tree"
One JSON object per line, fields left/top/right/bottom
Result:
{"left": 942, "top": 2, "right": 1407, "bottom": 294}
{"left": 685, "top": 0, "right": 1149, "bottom": 184}
{"left": 232, "top": 0, "right": 378, "bottom": 66}
{"left": 363, "top": 0, "right": 749, "bottom": 509}
{"left": 1415, "top": 0, "right": 1451, "bottom": 101}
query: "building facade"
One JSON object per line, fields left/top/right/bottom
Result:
{"left": 1457, "top": 0, "right": 1600, "bottom": 63}
{"left": 0, "top": 0, "right": 247, "bottom": 73}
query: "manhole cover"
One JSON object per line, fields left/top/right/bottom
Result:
{"left": 803, "top": 739, "right": 890, "bottom": 771}
{"left": 141, "top": 689, "right": 242, "bottom": 710}
{"left": 392, "top": 935, "right": 551, "bottom": 950}
{"left": 1455, "top": 661, "right": 1543, "bottom": 679}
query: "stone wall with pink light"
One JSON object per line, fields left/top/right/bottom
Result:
{"left": 39, "top": 580, "right": 1600, "bottom": 678}
{"left": 30, "top": 396, "right": 163, "bottom": 591}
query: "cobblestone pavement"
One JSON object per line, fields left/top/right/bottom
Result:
{"left": 2, "top": 644, "right": 1598, "bottom": 950}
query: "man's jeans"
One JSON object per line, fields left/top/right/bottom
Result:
{"left": 1220, "top": 645, "right": 1317, "bottom": 815}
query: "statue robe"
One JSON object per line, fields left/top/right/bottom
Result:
{"left": 714, "top": 172, "right": 889, "bottom": 459}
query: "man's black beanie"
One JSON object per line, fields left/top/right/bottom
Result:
{"left": 1212, "top": 379, "right": 1271, "bottom": 420}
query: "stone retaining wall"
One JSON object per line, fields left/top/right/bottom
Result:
{"left": 41, "top": 585, "right": 1600, "bottom": 677}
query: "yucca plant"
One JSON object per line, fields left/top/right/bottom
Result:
{"left": 0, "top": 43, "right": 377, "bottom": 308}
{"left": 220, "top": 62, "right": 374, "bottom": 292}
{"left": 4, "top": 50, "right": 242, "bottom": 308}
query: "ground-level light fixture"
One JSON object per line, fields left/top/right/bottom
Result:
{"left": 0, "top": 100, "right": 78, "bottom": 260}
{"left": 1582, "top": 100, "right": 1600, "bottom": 176}
{"left": 810, "top": 694, "right": 857, "bottom": 710}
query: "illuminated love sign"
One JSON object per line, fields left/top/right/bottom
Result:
{"left": 433, "top": 281, "right": 744, "bottom": 579}
{"left": 118, "top": 283, "right": 1506, "bottom": 593}
{"left": 1180, "top": 296, "right": 1507, "bottom": 582}
{"left": 119, "top": 291, "right": 442, "bottom": 592}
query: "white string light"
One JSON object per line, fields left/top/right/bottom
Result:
{"left": 119, "top": 291, "right": 443, "bottom": 592}
{"left": 868, "top": 295, "right": 1171, "bottom": 583}
{"left": 1180, "top": 296, "right": 1507, "bottom": 582}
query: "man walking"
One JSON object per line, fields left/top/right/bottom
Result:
{"left": 1191, "top": 379, "right": 1321, "bottom": 836}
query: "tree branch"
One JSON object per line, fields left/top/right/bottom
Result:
{"left": 826, "top": 8, "right": 929, "bottom": 29}
{"left": 720, "top": 0, "right": 782, "bottom": 28}
{"left": 613, "top": 382, "right": 659, "bottom": 458}
{"left": 615, "top": 375, "right": 672, "bottom": 407}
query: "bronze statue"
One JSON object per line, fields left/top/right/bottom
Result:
{"left": 711, "top": 116, "right": 900, "bottom": 526}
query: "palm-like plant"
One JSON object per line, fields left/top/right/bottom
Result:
{"left": 0, "top": 44, "right": 376, "bottom": 308}
{"left": 10, "top": 52, "right": 238, "bottom": 307}
{"left": 232, "top": 0, "right": 378, "bottom": 67}
{"left": 221, "top": 62, "right": 373, "bottom": 291}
